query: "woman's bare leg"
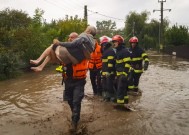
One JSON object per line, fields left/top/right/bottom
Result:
{"left": 31, "top": 56, "right": 51, "bottom": 72}
{"left": 30, "top": 44, "right": 54, "bottom": 65}
{"left": 31, "top": 48, "right": 59, "bottom": 72}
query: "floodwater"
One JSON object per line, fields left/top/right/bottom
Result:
{"left": 0, "top": 51, "right": 189, "bottom": 135}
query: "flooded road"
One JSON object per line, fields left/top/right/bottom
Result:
{"left": 0, "top": 51, "right": 189, "bottom": 135}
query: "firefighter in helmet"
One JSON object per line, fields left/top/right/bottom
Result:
{"left": 112, "top": 35, "right": 131, "bottom": 107}
{"left": 128, "top": 36, "right": 149, "bottom": 95}
{"left": 100, "top": 36, "right": 116, "bottom": 102}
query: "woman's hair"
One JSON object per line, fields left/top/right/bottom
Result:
{"left": 85, "top": 26, "right": 97, "bottom": 37}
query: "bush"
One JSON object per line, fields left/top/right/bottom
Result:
{"left": 0, "top": 50, "right": 20, "bottom": 80}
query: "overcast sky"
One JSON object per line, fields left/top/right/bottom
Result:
{"left": 1, "top": 0, "right": 189, "bottom": 29}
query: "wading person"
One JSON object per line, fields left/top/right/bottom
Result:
{"left": 100, "top": 36, "right": 116, "bottom": 102}
{"left": 63, "top": 58, "right": 89, "bottom": 132}
{"left": 55, "top": 32, "right": 79, "bottom": 102}
{"left": 62, "top": 32, "right": 89, "bottom": 132}
{"left": 88, "top": 39, "right": 103, "bottom": 95}
{"left": 112, "top": 35, "right": 131, "bottom": 108}
{"left": 128, "top": 36, "right": 149, "bottom": 95}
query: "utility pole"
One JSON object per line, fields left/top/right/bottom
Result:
{"left": 84, "top": 5, "right": 88, "bottom": 25}
{"left": 132, "top": 21, "right": 135, "bottom": 36}
{"left": 153, "top": 0, "right": 171, "bottom": 50}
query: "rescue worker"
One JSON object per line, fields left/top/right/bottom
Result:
{"left": 56, "top": 32, "right": 87, "bottom": 132}
{"left": 128, "top": 36, "right": 149, "bottom": 95}
{"left": 100, "top": 36, "right": 116, "bottom": 102}
{"left": 112, "top": 35, "right": 131, "bottom": 107}
{"left": 55, "top": 32, "right": 79, "bottom": 101}
{"left": 88, "top": 39, "right": 103, "bottom": 95}
{"left": 62, "top": 30, "right": 96, "bottom": 132}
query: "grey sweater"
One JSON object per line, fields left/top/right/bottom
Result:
{"left": 59, "top": 33, "right": 95, "bottom": 62}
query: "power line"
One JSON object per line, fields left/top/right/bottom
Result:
{"left": 53, "top": 0, "right": 83, "bottom": 13}
{"left": 44, "top": 0, "right": 82, "bottom": 17}
{"left": 44, "top": 0, "right": 125, "bottom": 24}
{"left": 87, "top": 9, "right": 125, "bottom": 21}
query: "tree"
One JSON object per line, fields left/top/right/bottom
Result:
{"left": 124, "top": 11, "right": 149, "bottom": 39}
{"left": 143, "top": 19, "right": 160, "bottom": 49}
{"left": 0, "top": 8, "right": 32, "bottom": 47}
{"left": 32, "top": 8, "right": 44, "bottom": 27}
{"left": 56, "top": 15, "right": 87, "bottom": 41}
{"left": 143, "top": 34, "right": 156, "bottom": 50}
{"left": 124, "top": 11, "right": 170, "bottom": 49}
{"left": 96, "top": 20, "right": 117, "bottom": 38}
{"left": 165, "top": 25, "right": 189, "bottom": 46}
{"left": 0, "top": 8, "right": 31, "bottom": 31}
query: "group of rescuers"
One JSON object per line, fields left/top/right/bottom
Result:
{"left": 27, "top": 25, "right": 148, "bottom": 131}
{"left": 53, "top": 29, "right": 149, "bottom": 131}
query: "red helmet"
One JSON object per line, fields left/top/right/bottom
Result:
{"left": 129, "top": 36, "right": 138, "bottom": 43}
{"left": 100, "top": 37, "right": 108, "bottom": 44}
{"left": 112, "top": 35, "right": 124, "bottom": 44}
{"left": 100, "top": 36, "right": 111, "bottom": 44}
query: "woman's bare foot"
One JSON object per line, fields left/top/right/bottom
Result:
{"left": 30, "top": 67, "right": 43, "bottom": 72}
{"left": 30, "top": 60, "right": 40, "bottom": 65}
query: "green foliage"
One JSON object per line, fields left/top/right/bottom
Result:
{"left": 57, "top": 15, "right": 87, "bottom": 41}
{"left": 0, "top": 8, "right": 32, "bottom": 47}
{"left": 32, "top": 8, "right": 45, "bottom": 28}
{"left": 124, "top": 11, "right": 171, "bottom": 49}
{"left": 165, "top": 25, "right": 189, "bottom": 46}
{"left": 0, "top": 8, "right": 32, "bottom": 31}
{"left": 143, "top": 19, "right": 160, "bottom": 49}
{"left": 125, "top": 11, "right": 149, "bottom": 39}
{"left": 143, "top": 34, "right": 156, "bottom": 50}
{"left": 42, "top": 20, "right": 61, "bottom": 42}
{"left": 0, "top": 49, "right": 20, "bottom": 80}
{"left": 96, "top": 20, "right": 117, "bottom": 38}
{"left": 0, "top": 29, "right": 14, "bottom": 47}
{"left": 13, "top": 27, "right": 49, "bottom": 68}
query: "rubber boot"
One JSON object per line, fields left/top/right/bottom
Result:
{"left": 70, "top": 121, "right": 78, "bottom": 133}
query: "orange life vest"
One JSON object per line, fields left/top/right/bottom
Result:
{"left": 72, "top": 59, "right": 88, "bottom": 79}
{"left": 62, "top": 59, "right": 89, "bottom": 79}
{"left": 88, "top": 43, "right": 102, "bottom": 69}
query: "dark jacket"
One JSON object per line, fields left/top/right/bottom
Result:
{"left": 101, "top": 47, "right": 116, "bottom": 75}
{"left": 115, "top": 44, "right": 131, "bottom": 76}
{"left": 128, "top": 45, "right": 149, "bottom": 73}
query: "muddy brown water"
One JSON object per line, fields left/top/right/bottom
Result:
{"left": 0, "top": 51, "right": 189, "bottom": 135}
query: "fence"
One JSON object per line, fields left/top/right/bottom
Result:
{"left": 164, "top": 45, "right": 189, "bottom": 59}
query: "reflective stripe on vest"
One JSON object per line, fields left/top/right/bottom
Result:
{"left": 117, "top": 99, "right": 124, "bottom": 104}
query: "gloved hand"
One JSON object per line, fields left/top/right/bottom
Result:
{"left": 143, "top": 61, "right": 149, "bottom": 71}
{"left": 127, "top": 68, "right": 134, "bottom": 82}
{"left": 106, "top": 72, "right": 110, "bottom": 77}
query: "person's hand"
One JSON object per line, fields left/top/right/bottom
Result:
{"left": 144, "top": 61, "right": 149, "bottom": 71}
{"left": 53, "top": 39, "right": 60, "bottom": 44}
{"left": 106, "top": 72, "right": 110, "bottom": 77}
